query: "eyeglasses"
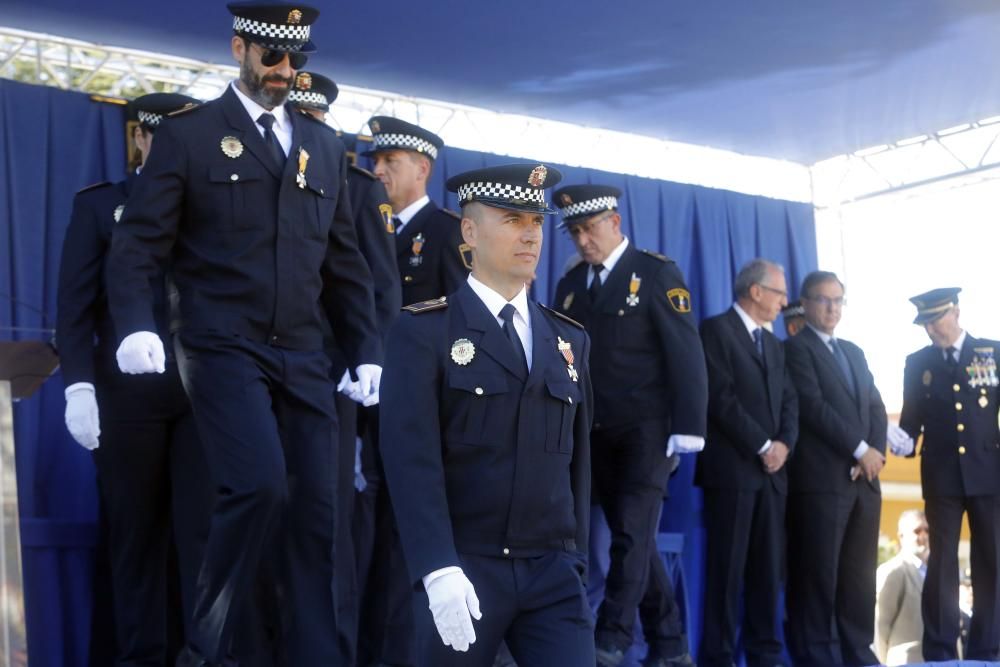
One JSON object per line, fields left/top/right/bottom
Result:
{"left": 253, "top": 43, "right": 308, "bottom": 69}
{"left": 757, "top": 284, "right": 788, "bottom": 298}
{"left": 806, "top": 295, "right": 847, "bottom": 308}
{"left": 567, "top": 213, "right": 614, "bottom": 237}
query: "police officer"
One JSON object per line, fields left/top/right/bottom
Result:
{"left": 781, "top": 300, "right": 806, "bottom": 337}
{"left": 896, "top": 288, "right": 1000, "bottom": 661}
{"left": 551, "top": 185, "right": 706, "bottom": 667}
{"left": 106, "top": 3, "right": 381, "bottom": 664}
{"left": 380, "top": 163, "right": 595, "bottom": 666}
{"left": 288, "top": 69, "right": 401, "bottom": 667}
{"left": 56, "top": 91, "right": 208, "bottom": 665}
{"left": 365, "top": 115, "right": 469, "bottom": 305}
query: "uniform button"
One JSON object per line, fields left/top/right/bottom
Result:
{"left": 270, "top": 335, "right": 279, "bottom": 344}
{"left": 955, "top": 402, "right": 963, "bottom": 411}
{"left": 502, "top": 547, "right": 510, "bottom": 556}
{"left": 959, "top": 446, "right": 967, "bottom": 454}
{"left": 617, "top": 309, "right": 625, "bottom": 316}
{"left": 319, "top": 188, "right": 325, "bottom": 195}
{"left": 474, "top": 387, "right": 484, "bottom": 396}
{"left": 404, "top": 276, "right": 413, "bottom": 283}
{"left": 957, "top": 423, "right": 965, "bottom": 432}
{"left": 568, "top": 396, "right": 573, "bottom": 404}
{"left": 230, "top": 173, "right": 239, "bottom": 181}
{"left": 953, "top": 384, "right": 961, "bottom": 392}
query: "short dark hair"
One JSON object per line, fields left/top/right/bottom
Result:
{"left": 800, "top": 271, "right": 844, "bottom": 300}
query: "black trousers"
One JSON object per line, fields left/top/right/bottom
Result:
{"left": 699, "top": 484, "right": 785, "bottom": 667}
{"left": 923, "top": 493, "right": 1000, "bottom": 661}
{"left": 639, "top": 541, "right": 687, "bottom": 660}
{"left": 333, "top": 389, "right": 359, "bottom": 666}
{"left": 175, "top": 332, "right": 339, "bottom": 664}
{"left": 785, "top": 483, "right": 880, "bottom": 667}
{"left": 591, "top": 419, "right": 678, "bottom": 652}
{"left": 93, "top": 363, "right": 210, "bottom": 666}
{"left": 413, "top": 552, "right": 595, "bottom": 667}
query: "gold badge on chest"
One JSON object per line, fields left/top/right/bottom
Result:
{"left": 221, "top": 136, "right": 244, "bottom": 159}
{"left": 922, "top": 370, "right": 932, "bottom": 386}
{"left": 410, "top": 233, "right": 425, "bottom": 267}
{"left": 296, "top": 147, "right": 310, "bottom": 189}
{"left": 626, "top": 272, "right": 641, "bottom": 307}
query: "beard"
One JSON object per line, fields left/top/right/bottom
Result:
{"left": 240, "top": 57, "right": 293, "bottom": 109}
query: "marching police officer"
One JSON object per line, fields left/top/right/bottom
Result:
{"left": 288, "top": 69, "right": 401, "bottom": 667}
{"left": 896, "top": 288, "right": 1000, "bottom": 661}
{"left": 380, "top": 163, "right": 595, "bottom": 666}
{"left": 365, "top": 115, "right": 469, "bottom": 305}
{"left": 106, "top": 3, "right": 381, "bottom": 664}
{"left": 552, "top": 185, "right": 706, "bottom": 666}
{"left": 56, "top": 91, "right": 209, "bottom": 665}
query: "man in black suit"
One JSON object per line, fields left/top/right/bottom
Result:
{"left": 551, "top": 185, "right": 706, "bottom": 667}
{"left": 106, "top": 4, "right": 381, "bottom": 664}
{"left": 896, "top": 287, "right": 1000, "bottom": 662}
{"left": 366, "top": 115, "right": 469, "bottom": 305}
{"left": 57, "top": 92, "right": 208, "bottom": 665}
{"left": 784, "top": 270, "right": 886, "bottom": 666}
{"left": 380, "top": 163, "right": 595, "bottom": 666}
{"left": 696, "top": 258, "right": 798, "bottom": 667}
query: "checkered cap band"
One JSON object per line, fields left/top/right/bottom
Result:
{"left": 137, "top": 110, "right": 164, "bottom": 127}
{"left": 233, "top": 16, "right": 311, "bottom": 42}
{"left": 288, "top": 90, "right": 328, "bottom": 107}
{"left": 373, "top": 133, "right": 438, "bottom": 159}
{"left": 457, "top": 181, "right": 547, "bottom": 206}
{"left": 560, "top": 196, "right": 618, "bottom": 218}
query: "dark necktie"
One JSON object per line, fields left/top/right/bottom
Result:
{"left": 392, "top": 216, "right": 403, "bottom": 234}
{"left": 945, "top": 345, "right": 959, "bottom": 368}
{"left": 829, "top": 338, "right": 856, "bottom": 396}
{"left": 500, "top": 304, "right": 528, "bottom": 374}
{"left": 588, "top": 264, "right": 605, "bottom": 302}
{"left": 256, "top": 112, "right": 286, "bottom": 170}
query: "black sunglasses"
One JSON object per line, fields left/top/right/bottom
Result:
{"left": 255, "top": 44, "right": 308, "bottom": 69}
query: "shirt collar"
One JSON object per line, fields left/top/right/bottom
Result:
{"left": 596, "top": 236, "right": 629, "bottom": 274}
{"left": 467, "top": 274, "right": 530, "bottom": 327}
{"left": 732, "top": 302, "right": 761, "bottom": 338}
{"left": 901, "top": 551, "right": 926, "bottom": 572}
{"left": 396, "top": 195, "right": 430, "bottom": 226}
{"left": 807, "top": 322, "right": 834, "bottom": 345}
{"left": 230, "top": 81, "right": 290, "bottom": 134}
{"left": 949, "top": 329, "right": 967, "bottom": 356}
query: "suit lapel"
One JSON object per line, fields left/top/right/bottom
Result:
{"left": 803, "top": 327, "right": 857, "bottom": 405}
{"left": 456, "top": 284, "right": 527, "bottom": 381}
{"left": 726, "top": 308, "right": 764, "bottom": 369}
{"left": 763, "top": 331, "right": 782, "bottom": 424}
{"left": 220, "top": 87, "right": 283, "bottom": 180}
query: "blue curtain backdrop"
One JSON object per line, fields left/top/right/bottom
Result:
{"left": 0, "top": 78, "right": 817, "bottom": 666}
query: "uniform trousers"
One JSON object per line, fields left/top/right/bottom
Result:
{"left": 174, "top": 331, "right": 339, "bottom": 664}
{"left": 93, "top": 362, "right": 209, "bottom": 666}
{"left": 414, "top": 552, "right": 595, "bottom": 667}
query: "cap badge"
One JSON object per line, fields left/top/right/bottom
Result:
{"left": 296, "top": 147, "right": 310, "bottom": 189}
{"left": 410, "top": 233, "right": 425, "bottom": 266}
{"left": 379, "top": 203, "right": 395, "bottom": 233}
{"left": 528, "top": 165, "right": 547, "bottom": 187}
{"left": 922, "top": 370, "right": 933, "bottom": 386}
{"left": 221, "top": 136, "right": 244, "bottom": 159}
{"left": 287, "top": 9, "right": 303, "bottom": 24}
{"left": 562, "top": 292, "right": 575, "bottom": 311}
{"left": 558, "top": 337, "right": 579, "bottom": 382}
{"left": 296, "top": 72, "right": 312, "bottom": 90}
{"left": 561, "top": 193, "right": 573, "bottom": 205}
{"left": 451, "top": 338, "right": 476, "bottom": 366}
{"left": 666, "top": 287, "right": 691, "bottom": 313}
{"left": 369, "top": 119, "right": 381, "bottom": 134}
{"left": 113, "top": 204, "right": 125, "bottom": 223}
{"left": 626, "top": 272, "right": 641, "bottom": 307}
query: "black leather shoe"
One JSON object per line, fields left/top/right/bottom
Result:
{"left": 596, "top": 644, "right": 625, "bottom": 667}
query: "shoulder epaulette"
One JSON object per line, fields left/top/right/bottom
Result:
{"left": 349, "top": 164, "right": 376, "bottom": 180}
{"left": 168, "top": 102, "right": 202, "bottom": 117}
{"left": 639, "top": 248, "right": 671, "bottom": 262}
{"left": 295, "top": 108, "right": 339, "bottom": 135}
{"left": 402, "top": 296, "right": 449, "bottom": 314}
{"left": 539, "top": 303, "right": 584, "bottom": 330}
{"left": 76, "top": 181, "right": 112, "bottom": 195}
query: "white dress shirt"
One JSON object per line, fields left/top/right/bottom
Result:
{"left": 944, "top": 330, "right": 967, "bottom": 362}
{"left": 467, "top": 274, "right": 532, "bottom": 370}
{"left": 230, "top": 81, "right": 292, "bottom": 156}
{"left": 394, "top": 195, "right": 430, "bottom": 235}
{"left": 587, "top": 236, "right": 629, "bottom": 287}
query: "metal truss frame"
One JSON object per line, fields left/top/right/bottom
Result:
{"left": 0, "top": 26, "right": 812, "bottom": 202}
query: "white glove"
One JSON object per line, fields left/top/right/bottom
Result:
{"left": 424, "top": 570, "right": 482, "bottom": 652}
{"left": 667, "top": 434, "right": 705, "bottom": 457}
{"left": 354, "top": 436, "right": 367, "bottom": 492}
{"left": 887, "top": 423, "right": 915, "bottom": 457}
{"left": 354, "top": 364, "right": 382, "bottom": 407}
{"left": 64, "top": 383, "right": 100, "bottom": 450}
{"left": 337, "top": 369, "right": 358, "bottom": 395}
{"left": 116, "top": 331, "right": 166, "bottom": 374}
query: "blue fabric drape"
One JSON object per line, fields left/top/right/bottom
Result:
{"left": 1, "top": 78, "right": 817, "bottom": 665}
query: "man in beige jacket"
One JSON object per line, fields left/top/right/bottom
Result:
{"left": 875, "top": 509, "right": 929, "bottom": 664}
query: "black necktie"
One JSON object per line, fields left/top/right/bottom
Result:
{"left": 829, "top": 338, "right": 856, "bottom": 396}
{"left": 946, "top": 345, "right": 959, "bottom": 367}
{"left": 753, "top": 327, "right": 766, "bottom": 367}
{"left": 392, "top": 216, "right": 403, "bottom": 234}
{"left": 256, "top": 113, "right": 286, "bottom": 170}
{"left": 588, "top": 264, "right": 605, "bottom": 302}
{"left": 500, "top": 304, "right": 528, "bottom": 374}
